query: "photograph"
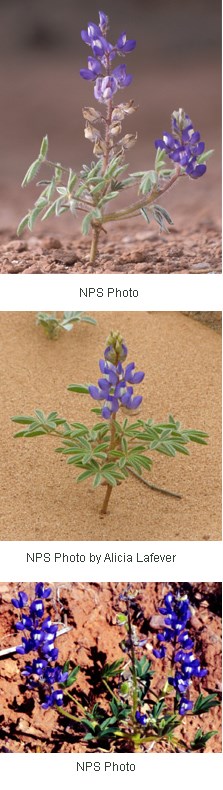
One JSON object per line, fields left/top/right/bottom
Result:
{"left": 0, "top": 311, "right": 221, "bottom": 541}
{"left": 0, "top": 0, "right": 221, "bottom": 274}
{"left": 0, "top": 582, "right": 221, "bottom": 753}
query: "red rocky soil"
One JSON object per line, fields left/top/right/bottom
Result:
{"left": 0, "top": 582, "right": 221, "bottom": 753}
{"left": 0, "top": 222, "right": 221, "bottom": 274}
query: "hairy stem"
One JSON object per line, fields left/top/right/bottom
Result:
{"left": 102, "top": 678, "right": 120, "bottom": 703}
{"left": 89, "top": 224, "right": 101, "bottom": 265}
{"left": 102, "top": 169, "right": 181, "bottom": 223}
{"left": 126, "top": 595, "right": 138, "bottom": 720}
{"left": 127, "top": 468, "right": 182, "bottom": 498}
{"left": 55, "top": 705, "right": 80, "bottom": 723}
{"left": 100, "top": 414, "right": 116, "bottom": 515}
{"left": 64, "top": 689, "right": 86, "bottom": 714}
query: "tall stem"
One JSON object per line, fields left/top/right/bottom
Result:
{"left": 126, "top": 595, "right": 138, "bottom": 719}
{"left": 100, "top": 413, "right": 116, "bottom": 515}
{"left": 89, "top": 225, "right": 100, "bottom": 265}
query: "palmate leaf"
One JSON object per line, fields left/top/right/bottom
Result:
{"left": 157, "top": 714, "right": 180, "bottom": 736}
{"left": 192, "top": 693, "right": 219, "bottom": 715}
{"left": 190, "top": 728, "right": 218, "bottom": 751}
{"left": 101, "top": 660, "right": 124, "bottom": 679}
{"left": 63, "top": 665, "right": 80, "bottom": 688}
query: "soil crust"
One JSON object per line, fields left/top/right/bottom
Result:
{"left": 0, "top": 312, "right": 221, "bottom": 541}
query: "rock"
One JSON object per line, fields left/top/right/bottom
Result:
{"left": 0, "top": 659, "right": 20, "bottom": 679}
{"left": 43, "top": 237, "right": 62, "bottom": 250}
{"left": 134, "top": 263, "right": 150, "bottom": 272}
{"left": 16, "top": 717, "right": 45, "bottom": 738}
{"left": 191, "top": 262, "right": 210, "bottom": 271}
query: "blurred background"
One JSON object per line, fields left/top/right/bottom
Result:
{"left": 0, "top": 0, "right": 221, "bottom": 231}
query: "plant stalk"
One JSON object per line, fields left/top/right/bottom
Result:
{"left": 128, "top": 467, "right": 182, "bottom": 498}
{"left": 89, "top": 224, "right": 101, "bottom": 265}
{"left": 103, "top": 169, "right": 181, "bottom": 223}
{"left": 100, "top": 413, "right": 116, "bottom": 515}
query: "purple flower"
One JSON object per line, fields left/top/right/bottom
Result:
{"left": 42, "top": 689, "right": 64, "bottom": 709}
{"left": 117, "top": 32, "right": 136, "bottom": 53}
{"left": 11, "top": 591, "right": 28, "bottom": 609}
{"left": 94, "top": 75, "right": 118, "bottom": 102}
{"left": 179, "top": 697, "right": 194, "bottom": 716}
{"left": 30, "top": 599, "right": 44, "bottom": 618}
{"left": 155, "top": 109, "right": 207, "bottom": 178}
{"left": 153, "top": 645, "right": 166, "bottom": 659}
{"left": 35, "top": 583, "right": 51, "bottom": 599}
{"left": 168, "top": 672, "right": 190, "bottom": 695}
{"left": 80, "top": 12, "right": 136, "bottom": 104}
{"left": 88, "top": 336, "right": 144, "bottom": 419}
{"left": 80, "top": 57, "right": 102, "bottom": 81}
{"left": 135, "top": 711, "right": 148, "bottom": 726}
{"left": 99, "top": 11, "right": 109, "bottom": 34}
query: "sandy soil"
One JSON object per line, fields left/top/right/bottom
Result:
{"left": 0, "top": 582, "right": 221, "bottom": 753}
{"left": 0, "top": 312, "right": 221, "bottom": 541}
{"left": 0, "top": 57, "right": 221, "bottom": 274}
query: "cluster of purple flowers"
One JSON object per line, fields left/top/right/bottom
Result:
{"left": 12, "top": 584, "right": 67, "bottom": 709}
{"left": 155, "top": 110, "right": 206, "bottom": 179}
{"left": 88, "top": 340, "right": 144, "bottom": 419}
{"left": 153, "top": 591, "right": 208, "bottom": 716}
{"left": 80, "top": 11, "right": 136, "bottom": 103}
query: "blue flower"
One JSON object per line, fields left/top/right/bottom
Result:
{"left": 135, "top": 711, "right": 148, "bottom": 726}
{"left": 35, "top": 583, "right": 52, "bottom": 599}
{"left": 88, "top": 336, "right": 144, "bottom": 419}
{"left": 155, "top": 109, "right": 207, "bottom": 178}
{"left": 179, "top": 697, "right": 193, "bottom": 716}
{"left": 11, "top": 591, "right": 28, "bottom": 609}
{"left": 80, "top": 12, "right": 136, "bottom": 104}
{"left": 42, "top": 689, "right": 64, "bottom": 709}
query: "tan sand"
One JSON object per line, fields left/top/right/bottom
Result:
{"left": 0, "top": 311, "right": 221, "bottom": 541}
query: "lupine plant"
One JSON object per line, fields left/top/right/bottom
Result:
{"left": 12, "top": 331, "right": 208, "bottom": 516}
{"left": 10, "top": 584, "right": 219, "bottom": 752}
{"left": 36, "top": 311, "right": 96, "bottom": 340}
{"left": 17, "top": 11, "right": 213, "bottom": 265}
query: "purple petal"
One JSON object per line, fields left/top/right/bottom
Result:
{"left": 186, "top": 163, "right": 206, "bottom": 178}
{"left": 81, "top": 30, "right": 92, "bottom": 45}
{"left": 129, "top": 395, "right": 142, "bottom": 409}
{"left": 88, "top": 385, "right": 104, "bottom": 400}
{"left": 80, "top": 68, "right": 96, "bottom": 80}
{"left": 154, "top": 139, "right": 166, "bottom": 150}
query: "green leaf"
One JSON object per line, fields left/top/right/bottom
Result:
{"left": 197, "top": 149, "right": 214, "bottom": 164}
{"left": 17, "top": 214, "right": 30, "bottom": 236}
{"left": 67, "top": 169, "right": 77, "bottom": 192}
{"left": 82, "top": 213, "right": 93, "bottom": 236}
{"left": 28, "top": 205, "right": 44, "bottom": 231}
{"left": 101, "top": 660, "right": 124, "bottom": 679}
{"left": 22, "top": 158, "right": 41, "bottom": 187}
{"left": 190, "top": 728, "right": 218, "bottom": 751}
{"left": 140, "top": 207, "right": 151, "bottom": 224}
{"left": 11, "top": 415, "right": 36, "bottom": 425}
{"left": 39, "top": 135, "right": 48, "bottom": 160}
{"left": 64, "top": 665, "right": 80, "bottom": 688}
{"left": 67, "top": 384, "right": 89, "bottom": 394}
{"left": 192, "top": 693, "right": 219, "bottom": 715}
{"left": 116, "top": 613, "right": 127, "bottom": 625}
{"left": 41, "top": 200, "right": 58, "bottom": 221}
